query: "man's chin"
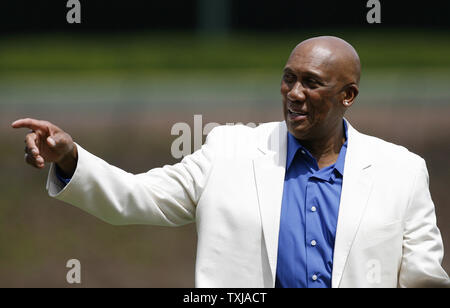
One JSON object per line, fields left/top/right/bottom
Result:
{"left": 287, "top": 122, "right": 311, "bottom": 140}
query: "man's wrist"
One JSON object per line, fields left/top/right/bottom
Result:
{"left": 56, "top": 144, "right": 78, "bottom": 178}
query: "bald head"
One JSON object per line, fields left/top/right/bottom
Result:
{"left": 289, "top": 36, "right": 361, "bottom": 85}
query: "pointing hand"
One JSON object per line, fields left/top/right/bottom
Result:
{"left": 11, "top": 118, "right": 78, "bottom": 177}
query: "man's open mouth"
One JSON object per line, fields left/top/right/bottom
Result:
{"left": 288, "top": 107, "right": 308, "bottom": 117}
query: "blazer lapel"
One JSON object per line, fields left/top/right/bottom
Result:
{"left": 253, "top": 122, "right": 287, "bottom": 286}
{"left": 332, "top": 120, "right": 374, "bottom": 288}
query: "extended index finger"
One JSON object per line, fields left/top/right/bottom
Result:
{"left": 11, "top": 118, "right": 49, "bottom": 131}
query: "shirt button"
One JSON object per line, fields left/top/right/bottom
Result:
{"left": 312, "top": 274, "right": 318, "bottom": 281}
{"left": 311, "top": 206, "right": 317, "bottom": 212}
{"left": 311, "top": 240, "right": 317, "bottom": 246}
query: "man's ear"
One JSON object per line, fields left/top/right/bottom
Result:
{"left": 342, "top": 83, "right": 359, "bottom": 107}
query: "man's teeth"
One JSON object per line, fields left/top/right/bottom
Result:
{"left": 289, "top": 109, "right": 307, "bottom": 115}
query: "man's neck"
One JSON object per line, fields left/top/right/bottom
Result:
{"left": 301, "top": 120, "right": 345, "bottom": 169}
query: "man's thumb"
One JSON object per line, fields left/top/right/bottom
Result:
{"left": 46, "top": 136, "right": 57, "bottom": 147}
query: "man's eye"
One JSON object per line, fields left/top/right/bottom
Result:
{"left": 283, "top": 75, "right": 296, "bottom": 83}
{"left": 305, "top": 78, "right": 319, "bottom": 88}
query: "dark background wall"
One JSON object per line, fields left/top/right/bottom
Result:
{"left": 1, "top": 0, "right": 449, "bottom": 34}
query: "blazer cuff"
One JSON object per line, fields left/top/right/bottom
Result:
{"left": 46, "top": 142, "right": 82, "bottom": 197}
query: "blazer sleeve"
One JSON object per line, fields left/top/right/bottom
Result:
{"left": 398, "top": 158, "right": 450, "bottom": 288}
{"left": 46, "top": 127, "right": 219, "bottom": 227}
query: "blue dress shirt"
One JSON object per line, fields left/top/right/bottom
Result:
{"left": 275, "top": 121, "right": 348, "bottom": 288}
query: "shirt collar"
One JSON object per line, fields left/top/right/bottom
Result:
{"left": 286, "top": 119, "right": 348, "bottom": 176}
{"left": 333, "top": 120, "right": 348, "bottom": 177}
{"left": 286, "top": 132, "right": 305, "bottom": 171}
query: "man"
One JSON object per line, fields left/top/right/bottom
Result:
{"left": 12, "top": 36, "right": 449, "bottom": 287}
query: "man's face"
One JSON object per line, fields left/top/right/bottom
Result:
{"left": 281, "top": 44, "right": 346, "bottom": 141}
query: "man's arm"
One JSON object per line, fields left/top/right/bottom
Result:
{"left": 398, "top": 158, "right": 450, "bottom": 287}
{"left": 12, "top": 118, "right": 216, "bottom": 227}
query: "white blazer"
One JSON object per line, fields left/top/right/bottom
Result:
{"left": 46, "top": 120, "right": 450, "bottom": 288}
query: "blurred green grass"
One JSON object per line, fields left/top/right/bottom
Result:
{"left": 1, "top": 29, "right": 450, "bottom": 74}
{"left": 1, "top": 29, "right": 450, "bottom": 110}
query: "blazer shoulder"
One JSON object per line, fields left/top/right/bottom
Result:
{"left": 207, "top": 121, "right": 282, "bottom": 139}
{"left": 358, "top": 132, "right": 425, "bottom": 168}
{"left": 205, "top": 121, "right": 283, "bottom": 152}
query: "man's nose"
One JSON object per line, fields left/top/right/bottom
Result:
{"left": 287, "top": 82, "right": 306, "bottom": 102}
